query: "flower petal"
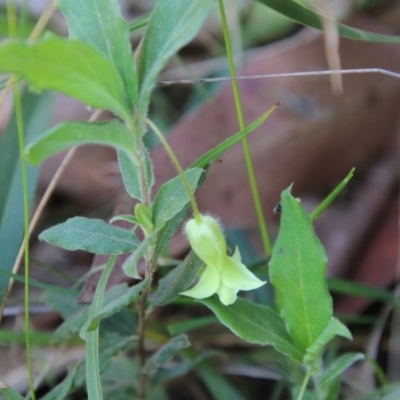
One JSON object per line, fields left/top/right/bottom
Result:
{"left": 185, "top": 215, "right": 226, "bottom": 266}
{"left": 216, "top": 282, "right": 238, "bottom": 305}
{"left": 180, "top": 264, "right": 220, "bottom": 299}
{"left": 220, "top": 256, "right": 266, "bottom": 291}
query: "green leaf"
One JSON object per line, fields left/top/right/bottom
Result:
{"left": 39, "top": 216, "right": 140, "bottom": 254}
{"left": 122, "top": 235, "right": 155, "bottom": 279}
{"left": 138, "top": 0, "right": 213, "bottom": 113}
{"left": 260, "top": 0, "right": 400, "bottom": 43}
{"left": 200, "top": 296, "right": 304, "bottom": 362}
{"left": 52, "top": 283, "right": 134, "bottom": 343}
{"left": 118, "top": 146, "right": 154, "bottom": 201}
{"left": 190, "top": 106, "right": 276, "bottom": 168}
{"left": 85, "top": 255, "right": 118, "bottom": 400}
{"left": 40, "top": 364, "right": 79, "bottom": 400}
{"left": 58, "top": 0, "right": 137, "bottom": 107}
{"left": 153, "top": 203, "right": 192, "bottom": 260}
{"left": 152, "top": 168, "right": 204, "bottom": 230}
{"left": 303, "top": 317, "right": 352, "bottom": 365}
{"left": 269, "top": 187, "right": 332, "bottom": 350}
{"left": 150, "top": 250, "right": 204, "bottom": 307}
{"left": 25, "top": 120, "right": 135, "bottom": 165}
{"left": 143, "top": 334, "right": 191, "bottom": 375}
{"left": 0, "top": 33, "right": 131, "bottom": 121}
{"left": 0, "top": 91, "right": 52, "bottom": 304}
{"left": 85, "top": 279, "right": 150, "bottom": 332}
{"left": 0, "top": 384, "right": 25, "bottom": 400}
{"left": 320, "top": 352, "right": 364, "bottom": 386}
{"left": 197, "top": 363, "right": 246, "bottom": 400}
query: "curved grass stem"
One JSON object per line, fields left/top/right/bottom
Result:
{"left": 217, "top": 0, "right": 272, "bottom": 255}
{"left": 145, "top": 118, "right": 201, "bottom": 222}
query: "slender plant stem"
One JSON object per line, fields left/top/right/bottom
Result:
{"left": 137, "top": 290, "right": 149, "bottom": 400}
{"left": 297, "top": 368, "right": 312, "bottom": 400}
{"left": 145, "top": 118, "right": 201, "bottom": 222}
{"left": 217, "top": 0, "right": 272, "bottom": 255}
{"left": 14, "top": 81, "right": 36, "bottom": 400}
{"left": 7, "top": 0, "right": 36, "bottom": 398}
{"left": 0, "top": 0, "right": 57, "bottom": 324}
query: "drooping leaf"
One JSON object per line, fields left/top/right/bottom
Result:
{"left": 52, "top": 283, "right": 133, "bottom": 343}
{"left": 0, "top": 91, "right": 52, "bottom": 304}
{"left": 200, "top": 296, "right": 304, "bottom": 362}
{"left": 269, "top": 187, "right": 332, "bottom": 350}
{"left": 39, "top": 217, "right": 140, "bottom": 254}
{"left": 320, "top": 353, "right": 364, "bottom": 386}
{"left": 152, "top": 168, "right": 204, "bottom": 230}
{"left": 0, "top": 33, "right": 131, "bottom": 121}
{"left": 260, "top": 0, "right": 400, "bottom": 43}
{"left": 143, "top": 334, "right": 191, "bottom": 375}
{"left": 118, "top": 145, "right": 154, "bottom": 201}
{"left": 150, "top": 250, "right": 204, "bottom": 307}
{"left": 58, "top": 0, "right": 137, "bottom": 107}
{"left": 138, "top": 0, "right": 213, "bottom": 113}
{"left": 25, "top": 120, "right": 135, "bottom": 165}
{"left": 84, "top": 255, "right": 117, "bottom": 400}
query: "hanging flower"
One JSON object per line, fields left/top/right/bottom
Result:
{"left": 181, "top": 214, "right": 266, "bottom": 305}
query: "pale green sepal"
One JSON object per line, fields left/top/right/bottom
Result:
{"left": 180, "top": 264, "right": 219, "bottom": 299}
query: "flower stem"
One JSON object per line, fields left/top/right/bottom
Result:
{"left": 145, "top": 118, "right": 201, "bottom": 222}
{"left": 217, "top": 0, "right": 272, "bottom": 255}
{"left": 297, "top": 368, "right": 312, "bottom": 400}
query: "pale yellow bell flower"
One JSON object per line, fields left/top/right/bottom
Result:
{"left": 181, "top": 215, "right": 266, "bottom": 305}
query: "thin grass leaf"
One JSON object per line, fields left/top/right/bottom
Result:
{"left": 0, "top": 383, "right": 25, "bottom": 400}
{"left": 0, "top": 91, "right": 52, "bottom": 304}
{"left": 0, "top": 268, "right": 78, "bottom": 296}
{"left": 260, "top": 0, "right": 400, "bottom": 43}
{"left": 311, "top": 168, "right": 354, "bottom": 221}
{"left": 190, "top": 105, "right": 276, "bottom": 168}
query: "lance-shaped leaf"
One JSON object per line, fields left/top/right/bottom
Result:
{"left": 260, "top": 0, "right": 400, "bottom": 43}
{"left": 40, "top": 217, "right": 140, "bottom": 254}
{"left": 25, "top": 119, "right": 135, "bottom": 165}
{"left": 138, "top": 0, "right": 213, "bottom": 113}
{"left": 151, "top": 251, "right": 204, "bottom": 307}
{"left": 143, "top": 334, "right": 191, "bottom": 375}
{"left": 201, "top": 296, "right": 304, "bottom": 362}
{"left": 58, "top": 0, "right": 137, "bottom": 107}
{"left": 269, "top": 187, "right": 332, "bottom": 351}
{"left": 151, "top": 168, "right": 204, "bottom": 230}
{"left": 0, "top": 33, "right": 131, "bottom": 121}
